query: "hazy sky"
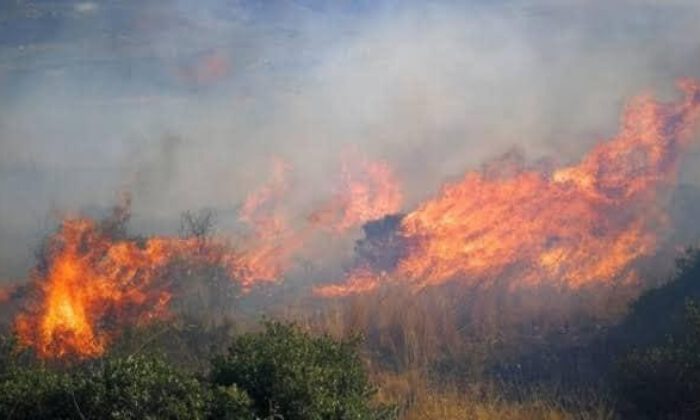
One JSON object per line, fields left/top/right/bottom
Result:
{"left": 1, "top": 0, "right": 700, "bottom": 278}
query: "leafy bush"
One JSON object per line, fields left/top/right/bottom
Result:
{"left": 211, "top": 320, "right": 390, "bottom": 420}
{"left": 0, "top": 322, "right": 388, "bottom": 419}
{"left": 0, "top": 366, "right": 77, "bottom": 419}
{"left": 207, "top": 384, "right": 254, "bottom": 419}
{"left": 82, "top": 355, "right": 209, "bottom": 419}
{"left": 0, "top": 354, "right": 211, "bottom": 419}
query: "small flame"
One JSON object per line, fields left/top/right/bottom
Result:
{"left": 314, "top": 267, "right": 381, "bottom": 298}
{"left": 0, "top": 285, "right": 14, "bottom": 303}
{"left": 234, "top": 158, "right": 303, "bottom": 288}
{"left": 310, "top": 153, "right": 402, "bottom": 232}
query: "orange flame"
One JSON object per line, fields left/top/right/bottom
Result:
{"left": 224, "top": 231, "right": 305, "bottom": 291}
{"left": 234, "top": 154, "right": 402, "bottom": 288}
{"left": 0, "top": 285, "right": 12, "bottom": 303}
{"left": 12, "top": 149, "right": 407, "bottom": 358}
{"left": 310, "top": 153, "right": 403, "bottom": 232}
{"left": 13, "top": 218, "right": 215, "bottom": 359}
{"left": 315, "top": 267, "right": 382, "bottom": 298}
{"left": 233, "top": 158, "right": 303, "bottom": 288}
{"left": 317, "top": 80, "right": 700, "bottom": 297}
{"left": 239, "top": 157, "right": 291, "bottom": 237}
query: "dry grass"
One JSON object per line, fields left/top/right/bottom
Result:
{"left": 373, "top": 370, "right": 616, "bottom": 420}
{"left": 405, "top": 392, "right": 576, "bottom": 420}
{"left": 282, "top": 281, "right": 627, "bottom": 419}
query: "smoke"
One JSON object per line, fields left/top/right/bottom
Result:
{"left": 2, "top": 0, "right": 700, "bottom": 281}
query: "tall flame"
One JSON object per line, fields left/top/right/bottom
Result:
{"left": 316, "top": 80, "right": 700, "bottom": 297}
{"left": 13, "top": 218, "right": 203, "bottom": 359}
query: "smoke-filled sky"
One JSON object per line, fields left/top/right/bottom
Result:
{"left": 2, "top": 0, "right": 700, "bottom": 279}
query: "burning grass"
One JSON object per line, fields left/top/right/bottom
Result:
{"left": 1, "top": 79, "right": 700, "bottom": 417}
{"left": 317, "top": 79, "right": 700, "bottom": 296}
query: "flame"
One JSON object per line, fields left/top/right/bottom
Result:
{"left": 13, "top": 218, "right": 216, "bottom": 359}
{"left": 239, "top": 157, "right": 291, "bottom": 237}
{"left": 315, "top": 267, "right": 381, "bottom": 298}
{"left": 234, "top": 154, "right": 402, "bottom": 288}
{"left": 233, "top": 158, "right": 303, "bottom": 288}
{"left": 11, "top": 148, "right": 407, "bottom": 358}
{"left": 0, "top": 285, "right": 12, "bottom": 303}
{"left": 310, "top": 153, "right": 403, "bottom": 232}
{"left": 317, "top": 80, "right": 700, "bottom": 296}
{"left": 17, "top": 80, "right": 698, "bottom": 357}
{"left": 13, "top": 205, "right": 302, "bottom": 358}
{"left": 224, "top": 230, "right": 305, "bottom": 291}
{"left": 0, "top": 281, "right": 22, "bottom": 303}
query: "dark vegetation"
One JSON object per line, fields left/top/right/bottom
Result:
{"left": 611, "top": 249, "right": 700, "bottom": 419}
{"left": 1, "top": 211, "right": 700, "bottom": 419}
{"left": 0, "top": 321, "right": 389, "bottom": 419}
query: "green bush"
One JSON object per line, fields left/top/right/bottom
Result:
{"left": 211, "top": 320, "right": 389, "bottom": 420}
{"left": 0, "top": 322, "right": 388, "bottom": 419}
{"left": 0, "top": 366, "right": 77, "bottom": 419}
{"left": 0, "top": 354, "right": 211, "bottom": 419}
{"left": 208, "top": 384, "right": 254, "bottom": 419}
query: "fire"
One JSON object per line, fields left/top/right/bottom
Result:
{"left": 317, "top": 80, "right": 700, "bottom": 296}
{"left": 233, "top": 158, "right": 303, "bottom": 288}
{"left": 0, "top": 285, "right": 13, "bottom": 303}
{"left": 11, "top": 150, "right": 403, "bottom": 359}
{"left": 13, "top": 205, "right": 294, "bottom": 358}
{"left": 10, "top": 200, "right": 248, "bottom": 360}
{"left": 233, "top": 154, "right": 402, "bottom": 288}
{"left": 239, "top": 157, "right": 291, "bottom": 237}
{"left": 310, "top": 153, "right": 403, "bottom": 232}
{"left": 224, "top": 231, "right": 304, "bottom": 291}
{"left": 13, "top": 218, "right": 201, "bottom": 358}
{"left": 315, "top": 268, "right": 382, "bottom": 298}
{"left": 16, "top": 79, "right": 696, "bottom": 357}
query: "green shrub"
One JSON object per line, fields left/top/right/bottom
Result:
{"left": 0, "top": 366, "right": 77, "bottom": 419}
{"left": 0, "top": 322, "right": 388, "bottom": 419}
{"left": 208, "top": 384, "right": 254, "bottom": 419}
{"left": 211, "top": 320, "right": 389, "bottom": 420}
{"left": 0, "top": 354, "right": 211, "bottom": 419}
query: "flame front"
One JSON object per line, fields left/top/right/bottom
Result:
{"left": 15, "top": 80, "right": 698, "bottom": 357}
{"left": 12, "top": 151, "right": 402, "bottom": 358}
{"left": 317, "top": 80, "right": 700, "bottom": 297}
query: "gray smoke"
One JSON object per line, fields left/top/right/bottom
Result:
{"left": 2, "top": 0, "right": 700, "bottom": 280}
